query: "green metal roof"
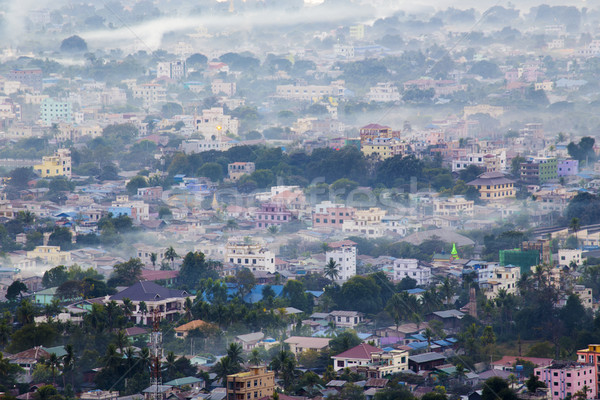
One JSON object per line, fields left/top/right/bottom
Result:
{"left": 163, "top": 376, "right": 203, "bottom": 386}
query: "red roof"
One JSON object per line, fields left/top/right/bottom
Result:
{"left": 334, "top": 343, "right": 382, "bottom": 360}
{"left": 492, "top": 356, "right": 553, "bottom": 368}
{"left": 141, "top": 270, "right": 179, "bottom": 281}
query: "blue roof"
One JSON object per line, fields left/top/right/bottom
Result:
{"left": 306, "top": 290, "right": 324, "bottom": 298}
{"left": 410, "top": 334, "right": 426, "bottom": 341}
{"left": 242, "top": 284, "right": 284, "bottom": 303}
{"left": 382, "top": 347, "right": 395, "bottom": 352}
{"left": 407, "top": 342, "right": 429, "bottom": 350}
{"left": 405, "top": 288, "right": 426, "bottom": 295}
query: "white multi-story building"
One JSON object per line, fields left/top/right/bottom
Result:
{"left": 477, "top": 264, "right": 520, "bottom": 299}
{"left": 342, "top": 207, "right": 388, "bottom": 239}
{"left": 367, "top": 82, "right": 401, "bottom": 102}
{"left": 157, "top": 60, "right": 186, "bottom": 80}
{"left": 109, "top": 195, "right": 150, "bottom": 222}
{"left": 131, "top": 84, "right": 166, "bottom": 107}
{"left": 225, "top": 239, "right": 275, "bottom": 274}
{"left": 194, "top": 107, "right": 239, "bottom": 136}
{"left": 275, "top": 80, "right": 345, "bottom": 101}
{"left": 334, "top": 44, "right": 354, "bottom": 58}
{"left": 558, "top": 249, "right": 584, "bottom": 266}
{"left": 211, "top": 79, "right": 236, "bottom": 97}
{"left": 40, "top": 98, "right": 72, "bottom": 125}
{"left": 433, "top": 196, "right": 474, "bottom": 217}
{"left": 391, "top": 259, "right": 431, "bottom": 285}
{"left": 325, "top": 240, "right": 357, "bottom": 283}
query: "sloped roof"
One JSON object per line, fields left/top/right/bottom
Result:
{"left": 175, "top": 320, "right": 216, "bottom": 333}
{"left": 284, "top": 336, "right": 331, "bottom": 349}
{"left": 361, "top": 124, "right": 390, "bottom": 130}
{"left": 8, "top": 346, "right": 50, "bottom": 362}
{"left": 333, "top": 343, "right": 382, "bottom": 360}
{"left": 236, "top": 332, "right": 264, "bottom": 343}
{"left": 110, "top": 281, "right": 189, "bottom": 302}
{"left": 164, "top": 376, "right": 203, "bottom": 386}
{"left": 409, "top": 352, "right": 446, "bottom": 363}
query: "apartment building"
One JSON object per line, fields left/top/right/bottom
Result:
{"left": 194, "top": 107, "right": 239, "bottom": 136}
{"left": 433, "top": 196, "right": 474, "bottom": 217}
{"left": 26, "top": 246, "right": 71, "bottom": 265}
{"left": 255, "top": 202, "right": 293, "bottom": 229}
{"left": 390, "top": 259, "right": 431, "bottom": 285}
{"left": 535, "top": 362, "right": 596, "bottom": 400}
{"left": 312, "top": 201, "right": 356, "bottom": 229}
{"left": 367, "top": 82, "right": 400, "bottom": 102}
{"left": 226, "top": 366, "right": 274, "bottom": 400}
{"left": 157, "top": 60, "right": 186, "bottom": 80}
{"left": 477, "top": 264, "right": 520, "bottom": 299}
{"left": 132, "top": 84, "right": 167, "bottom": 107}
{"left": 325, "top": 240, "right": 357, "bottom": 283}
{"left": 212, "top": 79, "right": 236, "bottom": 96}
{"left": 228, "top": 162, "right": 255, "bottom": 181}
{"left": 34, "top": 149, "right": 72, "bottom": 178}
{"left": 467, "top": 172, "right": 515, "bottom": 201}
{"left": 275, "top": 80, "right": 345, "bottom": 101}
{"left": 40, "top": 98, "right": 72, "bottom": 125}
{"left": 225, "top": 240, "right": 276, "bottom": 274}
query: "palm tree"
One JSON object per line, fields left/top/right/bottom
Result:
{"left": 115, "top": 329, "right": 128, "bottom": 354}
{"left": 183, "top": 297, "right": 193, "bottom": 321}
{"left": 164, "top": 352, "right": 177, "bottom": 380}
{"left": 138, "top": 347, "right": 151, "bottom": 371}
{"left": 323, "top": 258, "right": 340, "bottom": 281}
{"left": 150, "top": 253, "right": 157, "bottom": 270}
{"left": 212, "top": 356, "right": 238, "bottom": 383}
{"left": 122, "top": 298, "right": 134, "bottom": 320}
{"left": 570, "top": 217, "right": 581, "bottom": 248}
{"left": 46, "top": 353, "right": 61, "bottom": 384}
{"left": 226, "top": 343, "right": 244, "bottom": 367}
{"left": 440, "top": 277, "right": 455, "bottom": 308}
{"left": 103, "top": 344, "right": 121, "bottom": 370}
{"left": 267, "top": 225, "right": 279, "bottom": 235}
{"left": 138, "top": 301, "right": 148, "bottom": 324}
{"left": 270, "top": 350, "right": 296, "bottom": 389}
{"left": 62, "top": 344, "right": 75, "bottom": 388}
{"left": 424, "top": 328, "right": 434, "bottom": 351}
{"left": 164, "top": 246, "right": 179, "bottom": 269}
{"left": 124, "top": 347, "right": 136, "bottom": 370}
{"left": 325, "top": 321, "right": 337, "bottom": 337}
{"left": 248, "top": 349, "right": 263, "bottom": 366}
{"left": 105, "top": 300, "right": 120, "bottom": 330}
{"left": 386, "top": 293, "right": 405, "bottom": 333}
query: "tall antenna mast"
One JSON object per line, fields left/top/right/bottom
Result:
{"left": 150, "top": 308, "right": 163, "bottom": 400}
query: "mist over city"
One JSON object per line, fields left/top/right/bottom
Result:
{"left": 0, "top": 1, "right": 599, "bottom": 400}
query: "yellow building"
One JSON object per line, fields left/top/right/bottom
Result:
{"left": 349, "top": 24, "right": 365, "bottom": 40}
{"left": 467, "top": 171, "right": 515, "bottom": 201}
{"left": 26, "top": 245, "right": 71, "bottom": 264}
{"left": 361, "top": 138, "right": 406, "bottom": 160}
{"left": 226, "top": 366, "right": 274, "bottom": 400}
{"left": 34, "top": 149, "right": 72, "bottom": 178}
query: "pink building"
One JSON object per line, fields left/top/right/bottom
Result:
{"left": 535, "top": 362, "right": 597, "bottom": 400}
{"left": 312, "top": 202, "right": 356, "bottom": 229}
{"left": 255, "top": 202, "right": 293, "bottom": 229}
{"left": 137, "top": 186, "right": 163, "bottom": 201}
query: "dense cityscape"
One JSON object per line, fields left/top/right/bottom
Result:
{"left": 0, "top": 1, "right": 600, "bottom": 400}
